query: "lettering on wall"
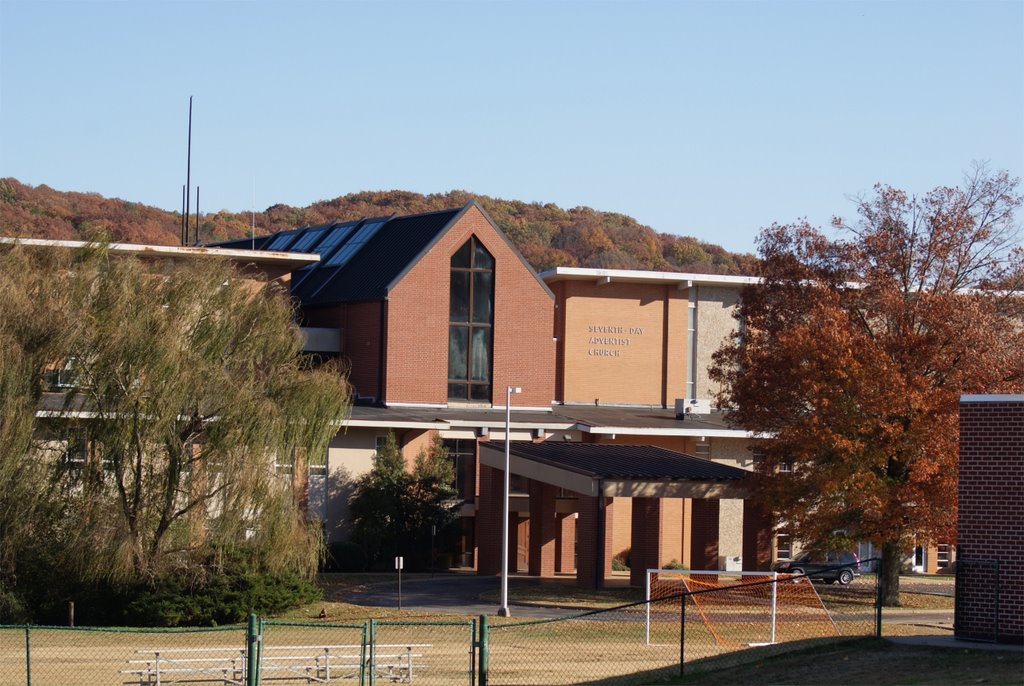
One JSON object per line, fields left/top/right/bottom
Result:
{"left": 586, "top": 324, "right": 645, "bottom": 357}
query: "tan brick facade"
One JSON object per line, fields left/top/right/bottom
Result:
{"left": 553, "top": 280, "right": 688, "bottom": 406}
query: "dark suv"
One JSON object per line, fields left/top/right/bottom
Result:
{"left": 774, "top": 551, "right": 860, "bottom": 585}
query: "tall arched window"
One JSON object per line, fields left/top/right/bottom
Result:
{"left": 448, "top": 237, "right": 494, "bottom": 401}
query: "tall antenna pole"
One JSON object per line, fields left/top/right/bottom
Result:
{"left": 185, "top": 96, "right": 193, "bottom": 246}
{"left": 181, "top": 184, "right": 186, "bottom": 244}
{"left": 251, "top": 176, "right": 256, "bottom": 249}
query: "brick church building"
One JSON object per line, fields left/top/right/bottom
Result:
{"left": 216, "top": 202, "right": 775, "bottom": 587}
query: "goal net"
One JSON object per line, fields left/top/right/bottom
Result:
{"left": 645, "top": 569, "right": 839, "bottom": 647}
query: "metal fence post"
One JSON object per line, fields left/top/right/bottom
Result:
{"left": 24, "top": 625, "right": 30, "bottom": 686}
{"left": 874, "top": 567, "right": 882, "bottom": 638}
{"left": 470, "top": 617, "right": 477, "bottom": 686}
{"left": 246, "top": 613, "right": 259, "bottom": 686}
{"left": 357, "top": 622, "right": 365, "bottom": 686}
{"left": 478, "top": 614, "right": 488, "bottom": 686}
{"left": 368, "top": 619, "right": 376, "bottom": 686}
{"left": 679, "top": 592, "right": 686, "bottom": 677}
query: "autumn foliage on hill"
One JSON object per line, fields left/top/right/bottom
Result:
{"left": 0, "top": 179, "right": 756, "bottom": 275}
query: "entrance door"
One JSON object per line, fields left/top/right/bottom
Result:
{"left": 517, "top": 516, "right": 530, "bottom": 571}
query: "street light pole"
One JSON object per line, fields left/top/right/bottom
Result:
{"left": 498, "top": 385, "right": 521, "bottom": 617}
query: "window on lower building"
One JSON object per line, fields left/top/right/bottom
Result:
{"left": 695, "top": 442, "right": 711, "bottom": 459}
{"left": 510, "top": 474, "right": 529, "bottom": 495}
{"left": 775, "top": 532, "right": 792, "bottom": 561}
{"left": 275, "top": 448, "right": 294, "bottom": 475}
{"left": 442, "top": 438, "right": 476, "bottom": 503}
{"left": 64, "top": 429, "right": 87, "bottom": 466}
{"left": 308, "top": 448, "right": 327, "bottom": 476}
{"left": 937, "top": 543, "right": 951, "bottom": 567}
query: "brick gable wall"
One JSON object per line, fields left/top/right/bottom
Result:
{"left": 384, "top": 206, "right": 555, "bottom": 408}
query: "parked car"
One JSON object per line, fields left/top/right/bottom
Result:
{"left": 774, "top": 551, "right": 861, "bottom": 584}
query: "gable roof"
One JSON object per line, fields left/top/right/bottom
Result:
{"left": 211, "top": 201, "right": 554, "bottom": 307}
{"left": 212, "top": 206, "right": 464, "bottom": 306}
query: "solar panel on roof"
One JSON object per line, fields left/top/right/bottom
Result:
{"left": 265, "top": 231, "right": 300, "bottom": 251}
{"left": 323, "top": 219, "right": 386, "bottom": 267}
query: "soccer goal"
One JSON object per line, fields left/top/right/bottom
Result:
{"left": 644, "top": 569, "right": 838, "bottom": 647}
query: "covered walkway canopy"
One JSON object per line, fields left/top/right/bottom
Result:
{"left": 478, "top": 441, "right": 748, "bottom": 499}
{"left": 477, "top": 442, "right": 760, "bottom": 588}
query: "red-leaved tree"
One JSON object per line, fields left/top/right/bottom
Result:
{"left": 711, "top": 167, "right": 1024, "bottom": 604}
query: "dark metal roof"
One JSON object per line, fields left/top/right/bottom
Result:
{"left": 308, "top": 208, "right": 463, "bottom": 305}
{"left": 480, "top": 441, "right": 748, "bottom": 481}
{"left": 211, "top": 207, "right": 464, "bottom": 307}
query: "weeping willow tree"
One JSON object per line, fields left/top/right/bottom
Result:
{"left": 0, "top": 241, "right": 350, "bottom": 603}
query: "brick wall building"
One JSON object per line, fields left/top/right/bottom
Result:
{"left": 215, "top": 209, "right": 771, "bottom": 585}
{"left": 956, "top": 395, "right": 1024, "bottom": 643}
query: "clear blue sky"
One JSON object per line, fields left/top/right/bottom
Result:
{"left": 1, "top": 1, "right": 1021, "bottom": 254}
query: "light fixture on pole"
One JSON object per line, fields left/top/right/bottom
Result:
{"left": 498, "top": 385, "right": 521, "bottom": 617}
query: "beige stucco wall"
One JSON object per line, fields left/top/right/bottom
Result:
{"left": 694, "top": 285, "right": 741, "bottom": 404}
{"left": 323, "top": 427, "right": 432, "bottom": 542}
{"left": 718, "top": 499, "right": 744, "bottom": 569}
{"left": 707, "top": 437, "right": 757, "bottom": 472}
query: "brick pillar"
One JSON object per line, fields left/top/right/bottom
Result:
{"left": 630, "top": 497, "right": 662, "bottom": 586}
{"left": 556, "top": 513, "right": 576, "bottom": 573}
{"left": 957, "top": 397, "right": 1024, "bottom": 642}
{"left": 742, "top": 501, "right": 773, "bottom": 571}
{"left": 661, "top": 499, "right": 684, "bottom": 566}
{"left": 577, "top": 495, "right": 614, "bottom": 588}
{"left": 690, "top": 498, "right": 720, "bottom": 571}
{"left": 529, "top": 481, "right": 557, "bottom": 576}
{"left": 476, "top": 464, "right": 504, "bottom": 575}
{"left": 681, "top": 498, "right": 692, "bottom": 569}
{"left": 925, "top": 543, "right": 939, "bottom": 575}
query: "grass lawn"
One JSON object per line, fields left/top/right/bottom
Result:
{"left": 670, "top": 638, "right": 1023, "bottom": 686}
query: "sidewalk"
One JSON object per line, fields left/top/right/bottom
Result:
{"left": 887, "top": 634, "right": 1024, "bottom": 653}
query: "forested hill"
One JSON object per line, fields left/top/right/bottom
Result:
{"left": 0, "top": 179, "right": 757, "bottom": 274}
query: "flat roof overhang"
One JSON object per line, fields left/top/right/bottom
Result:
{"left": 0, "top": 237, "right": 320, "bottom": 270}
{"left": 478, "top": 441, "right": 749, "bottom": 500}
{"left": 539, "top": 266, "right": 760, "bottom": 288}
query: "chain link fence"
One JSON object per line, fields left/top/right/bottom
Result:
{"left": 1, "top": 559, "right": 958, "bottom": 686}
{"left": 0, "top": 624, "right": 246, "bottom": 686}
{"left": 484, "top": 564, "right": 881, "bottom": 684}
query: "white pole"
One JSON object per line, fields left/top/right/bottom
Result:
{"left": 770, "top": 571, "right": 778, "bottom": 644}
{"left": 498, "top": 385, "right": 521, "bottom": 617}
{"left": 645, "top": 570, "right": 651, "bottom": 645}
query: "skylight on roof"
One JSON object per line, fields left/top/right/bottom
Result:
{"left": 315, "top": 223, "right": 357, "bottom": 257}
{"left": 323, "top": 219, "right": 387, "bottom": 267}
{"left": 265, "top": 231, "right": 301, "bottom": 251}
{"left": 289, "top": 227, "right": 328, "bottom": 253}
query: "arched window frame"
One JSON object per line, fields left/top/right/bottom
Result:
{"left": 448, "top": 237, "right": 494, "bottom": 402}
